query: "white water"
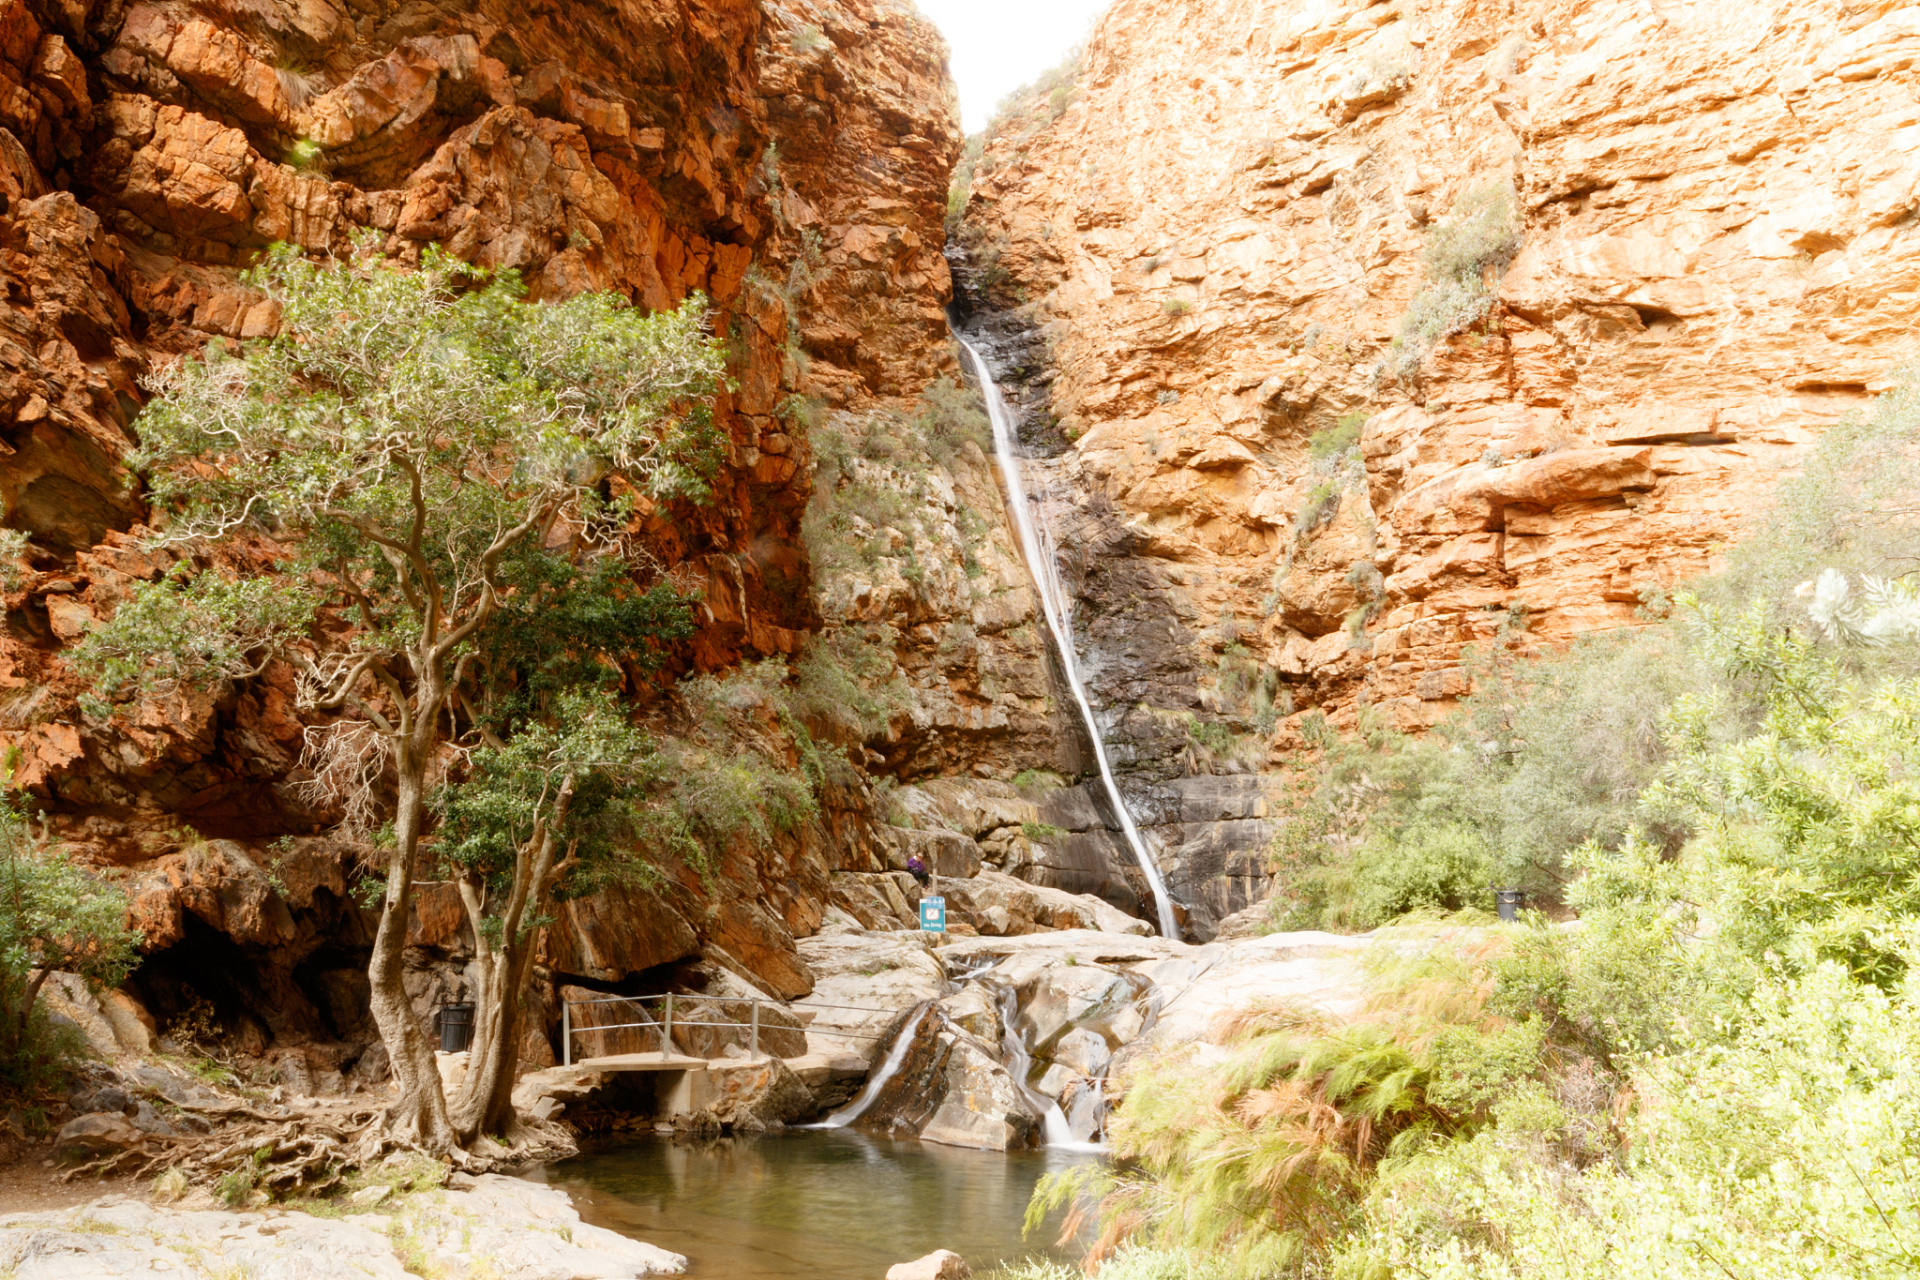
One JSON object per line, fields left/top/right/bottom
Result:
{"left": 995, "top": 985, "right": 1107, "bottom": 1151}
{"left": 959, "top": 337, "right": 1181, "bottom": 939}
{"left": 818, "top": 1003, "right": 929, "bottom": 1129}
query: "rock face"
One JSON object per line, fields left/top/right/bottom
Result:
{"left": 0, "top": 0, "right": 1004, "bottom": 1073}
{"left": 956, "top": 0, "right": 1920, "bottom": 751}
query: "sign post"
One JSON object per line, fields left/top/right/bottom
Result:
{"left": 919, "top": 895, "right": 946, "bottom": 933}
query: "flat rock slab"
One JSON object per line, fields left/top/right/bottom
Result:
{"left": 0, "top": 1174, "right": 685, "bottom": 1279}
{"left": 936, "top": 928, "right": 1200, "bottom": 967}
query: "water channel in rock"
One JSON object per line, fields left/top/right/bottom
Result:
{"left": 540, "top": 1130, "right": 1102, "bottom": 1279}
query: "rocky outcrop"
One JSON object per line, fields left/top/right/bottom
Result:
{"left": 956, "top": 0, "right": 1920, "bottom": 750}
{"left": 0, "top": 0, "right": 987, "bottom": 1082}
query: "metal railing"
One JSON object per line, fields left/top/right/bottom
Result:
{"left": 559, "top": 993, "right": 899, "bottom": 1067}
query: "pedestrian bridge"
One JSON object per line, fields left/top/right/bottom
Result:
{"left": 508, "top": 992, "right": 896, "bottom": 1121}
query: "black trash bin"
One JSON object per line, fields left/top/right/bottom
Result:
{"left": 1494, "top": 888, "right": 1526, "bottom": 922}
{"left": 437, "top": 1002, "right": 475, "bottom": 1053}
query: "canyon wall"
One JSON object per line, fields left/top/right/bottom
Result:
{"left": 0, "top": 0, "right": 1014, "bottom": 1073}
{"left": 953, "top": 0, "right": 1920, "bottom": 930}
{"left": 957, "top": 0, "right": 1920, "bottom": 753}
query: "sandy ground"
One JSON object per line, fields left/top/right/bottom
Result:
{"left": 0, "top": 1138, "right": 143, "bottom": 1214}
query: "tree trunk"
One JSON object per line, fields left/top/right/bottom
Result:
{"left": 449, "top": 944, "right": 523, "bottom": 1142}
{"left": 365, "top": 759, "right": 454, "bottom": 1152}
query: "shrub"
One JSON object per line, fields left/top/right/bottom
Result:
{"left": 1161, "top": 298, "right": 1193, "bottom": 317}
{"left": 1386, "top": 182, "right": 1521, "bottom": 379}
{"left": 945, "top": 134, "right": 985, "bottom": 237}
{"left": 0, "top": 791, "right": 141, "bottom": 1092}
{"left": 1310, "top": 414, "right": 1366, "bottom": 461}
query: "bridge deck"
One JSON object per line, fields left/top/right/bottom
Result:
{"left": 572, "top": 1052, "right": 714, "bottom": 1072}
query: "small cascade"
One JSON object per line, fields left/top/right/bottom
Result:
{"left": 819, "top": 1002, "right": 931, "bottom": 1129}
{"left": 996, "top": 986, "right": 1075, "bottom": 1146}
{"left": 959, "top": 336, "right": 1181, "bottom": 940}
{"left": 996, "top": 985, "right": 1101, "bottom": 1151}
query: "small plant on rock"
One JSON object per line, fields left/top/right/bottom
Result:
{"left": 1385, "top": 181, "right": 1522, "bottom": 379}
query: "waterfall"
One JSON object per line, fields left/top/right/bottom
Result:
{"left": 994, "top": 985, "right": 1077, "bottom": 1146}
{"left": 818, "top": 1002, "right": 929, "bottom": 1129}
{"left": 959, "top": 336, "right": 1181, "bottom": 939}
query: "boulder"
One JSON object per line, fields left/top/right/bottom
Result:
{"left": 690, "top": 1057, "right": 815, "bottom": 1129}
{"left": 940, "top": 869, "right": 1151, "bottom": 937}
{"left": 888, "top": 1250, "right": 973, "bottom": 1280}
{"left": 794, "top": 929, "right": 946, "bottom": 1065}
{"left": 882, "top": 825, "right": 984, "bottom": 879}
{"left": 831, "top": 871, "right": 918, "bottom": 931}
{"left": 919, "top": 1024, "right": 1042, "bottom": 1151}
{"left": 56, "top": 1111, "right": 142, "bottom": 1156}
{"left": 855, "top": 1006, "right": 1042, "bottom": 1152}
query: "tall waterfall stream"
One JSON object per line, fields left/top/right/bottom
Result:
{"left": 959, "top": 336, "right": 1181, "bottom": 939}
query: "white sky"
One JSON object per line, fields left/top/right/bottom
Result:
{"left": 915, "top": 0, "right": 1113, "bottom": 133}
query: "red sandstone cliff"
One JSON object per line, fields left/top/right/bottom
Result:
{"left": 0, "top": 0, "right": 968, "bottom": 1065}
{"left": 957, "top": 0, "right": 1920, "bottom": 747}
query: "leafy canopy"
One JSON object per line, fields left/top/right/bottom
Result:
{"left": 78, "top": 238, "right": 725, "bottom": 725}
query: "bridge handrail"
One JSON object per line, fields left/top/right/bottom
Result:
{"left": 557, "top": 992, "right": 910, "bottom": 1067}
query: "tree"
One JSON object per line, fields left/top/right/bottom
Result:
{"left": 76, "top": 239, "right": 724, "bottom": 1152}
{"left": 434, "top": 697, "right": 661, "bottom": 1138}
{"left": 0, "top": 781, "right": 141, "bottom": 1085}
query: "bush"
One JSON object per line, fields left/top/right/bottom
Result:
{"left": 1161, "top": 298, "right": 1193, "bottom": 317}
{"left": 0, "top": 791, "right": 141, "bottom": 1093}
{"left": 1310, "top": 414, "right": 1365, "bottom": 461}
{"left": 1386, "top": 182, "right": 1521, "bottom": 379}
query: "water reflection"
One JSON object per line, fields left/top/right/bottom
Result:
{"left": 539, "top": 1129, "right": 1103, "bottom": 1279}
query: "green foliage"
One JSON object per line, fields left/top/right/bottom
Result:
{"left": 946, "top": 133, "right": 986, "bottom": 237}
{"left": 1012, "top": 769, "right": 1066, "bottom": 798}
{"left": 801, "top": 377, "right": 995, "bottom": 585}
{"left": 984, "top": 46, "right": 1085, "bottom": 141}
{"left": 434, "top": 695, "right": 663, "bottom": 930}
{"left": 458, "top": 552, "right": 693, "bottom": 737}
{"left": 1161, "top": 298, "right": 1193, "bottom": 317}
{"left": 1311, "top": 414, "right": 1366, "bottom": 461}
{"left": 912, "top": 376, "right": 993, "bottom": 466}
{"left": 1056, "top": 941, "right": 1558, "bottom": 1274}
{"left": 1386, "top": 182, "right": 1521, "bottom": 379}
{"left": 791, "top": 24, "right": 827, "bottom": 54}
{"left": 72, "top": 562, "right": 315, "bottom": 712}
{"left": 0, "top": 787, "right": 141, "bottom": 1091}
{"left": 286, "top": 138, "right": 324, "bottom": 171}
{"left": 1076, "top": 374, "right": 1920, "bottom": 1280}
{"left": 985, "top": 1247, "right": 1239, "bottom": 1280}
{"left": 1295, "top": 479, "right": 1341, "bottom": 536}
{"left": 1021, "top": 822, "right": 1065, "bottom": 844}
{"left": 788, "top": 623, "right": 911, "bottom": 744}
{"left": 0, "top": 528, "right": 26, "bottom": 592}
{"left": 76, "top": 238, "right": 723, "bottom": 728}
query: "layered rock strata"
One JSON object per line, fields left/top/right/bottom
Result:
{"left": 956, "top": 0, "right": 1920, "bottom": 751}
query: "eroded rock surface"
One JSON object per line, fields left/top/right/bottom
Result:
{"left": 957, "top": 0, "right": 1920, "bottom": 748}
{"left": 0, "top": 1176, "right": 685, "bottom": 1278}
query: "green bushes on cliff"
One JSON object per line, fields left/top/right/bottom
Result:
{"left": 1059, "top": 597, "right": 1920, "bottom": 1274}
{"left": 1384, "top": 182, "right": 1522, "bottom": 380}
{"left": 801, "top": 375, "right": 994, "bottom": 582}
{"left": 1271, "top": 370, "right": 1920, "bottom": 933}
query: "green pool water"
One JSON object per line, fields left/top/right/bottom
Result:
{"left": 538, "top": 1130, "right": 1103, "bottom": 1279}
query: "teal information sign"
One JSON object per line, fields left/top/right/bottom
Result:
{"left": 919, "top": 896, "right": 946, "bottom": 932}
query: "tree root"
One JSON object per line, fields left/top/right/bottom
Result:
{"left": 62, "top": 1096, "right": 384, "bottom": 1192}
{"left": 60, "top": 1093, "right": 578, "bottom": 1190}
